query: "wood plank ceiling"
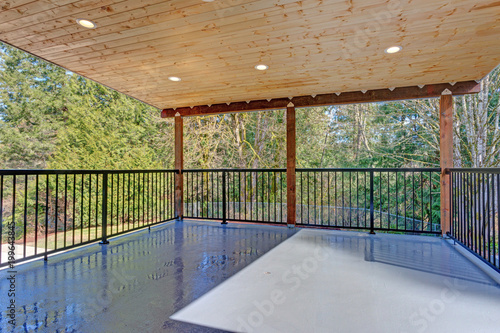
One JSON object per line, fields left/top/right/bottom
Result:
{"left": 1, "top": 0, "right": 499, "bottom": 110}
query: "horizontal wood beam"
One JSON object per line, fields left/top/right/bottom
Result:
{"left": 161, "top": 80, "right": 480, "bottom": 118}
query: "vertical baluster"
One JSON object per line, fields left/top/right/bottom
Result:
{"left": 428, "top": 172, "right": 431, "bottom": 232}
{"left": 300, "top": 172, "right": 303, "bottom": 224}
{"left": 487, "top": 173, "right": 491, "bottom": 263}
{"left": 133, "top": 173, "right": 136, "bottom": 228}
{"left": 358, "top": 172, "right": 360, "bottom": 228}
{"left": 467, "top": 173, "right": 471, "bottom": 247}
{"left": 131, "top": 172, "right": 133, "bottom": 230}
{"left": 335, "top": 172, "right": 337, "bottom": 226}
{"left": 281, "top": 171, "right": 283, "bottom": 223}
{"left": 212, "top": 172, "right": 215, "bottom": 219}
{"left": 261, "top": 172, "right": 265, "bottom": 222}
{"left": 370, "top": 170, "right": 374, "bottom": 234}
{"left": 421, "top": 171, "right": 424, "bottom": 232}
{"left": 64, "top": 174, "right": 68, "bottom": 248}
{"left": 328, "top": 172, "right": 331, "bottom": 226}
{"left": 404, "top": 171, "right": 407, "bottom": 231}
{"left": 342, "top": 172, "right": 345, "bottom": 226}
{"left": 0, "top": 175, "right": 3, "bottom": 264}
{"left": 314, "top": 171, "right": 317, "bottom": 224}
{"left": 387, "top": 172, "right": 390, "bottom": 229}
{"left": 72, "top": 174, "right": 75, "bottom": 246}
{"left": 321, "top": 172, "right": 324, "bottom": 225}
{"left": 452, "top": 172, "right": 456, "bottom": 237}
{"left": 473, "top": 173, "right": 477, "bottom": 253}
{"left": 267, "top": 172, "right": 270, "bottom": 222}
{"left": 482, "top": 173, "right": 486, "bottom": 259}
{"left": 0, "top": 176, "right": 3, "bottom": 264}
{"left": 142, "top": 172, "right": 145, "bottom": 224}
{"left": 273, "top": 171, "right": 276, "bottom": 223}
{"left": 95, "top": 173, "right": 99, "bottom": 238}
{"left": 117, "top": 173, "right": 121, "bottom": 231}
{"left": 55, "top": 174, "right": 59, "bottom": 248}
{"left": 46, "top": 175, "right": 50, "bottom": 256}
{"left": 244, "top": 172, "right": 247, "bottom": 221}
{"left": 80, "top": 174, "right": 84, "bottom": 244}
{"left": 88, "top": 174, "right": 91, "bottom": 241}
{"left": 379, "top": 172, "right": 382, "bottom": 229}
{"left": 496, "top": 173, "right": 499, "bottom": 268}
{"left": 364, "top": 172, "right": 367, "bottom": 228}
{"left": 23, "top": 174, "right": 28, "bottom": 257}
{"left": 349, "top": 171, "right": 352, "bottom": 227}
{"left": 36, "top": 175, "right": 40, "bottom": 252}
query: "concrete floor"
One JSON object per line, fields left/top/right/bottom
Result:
{"left": 1, "top": 220, "right": 499, "bottom": 333}
{"left": 172, "top": 229, "right": 500, "bottom": 333}
{"left": 1, "top": 245, "right": 45, "bottom": 263}
{"left": 0, "top": 220, "right": 295, "bottom": 332}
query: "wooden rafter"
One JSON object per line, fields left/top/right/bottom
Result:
{"left": 161, "top": 81, "right": 480, "bottom": 117}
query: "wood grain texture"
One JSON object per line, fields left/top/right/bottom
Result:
{"left": 161, "top": 81, "right": 480, "bottom": 117}
{"left": 1, "top": 0, "right": 498, "bottom": 110}
{"left": 440, "top": 94, "right": 453, "bottom": 235}
{"left": 175, "top": 115, "right": 183, "bottom": 219}
{"left": 286, "top": 104, "right": 296, "bottom": 226}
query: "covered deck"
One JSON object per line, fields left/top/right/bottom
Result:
{"left": 1, "top": 0, "right": 500, "bottom": 332}
{"left": 1, "top": 219, "right": 499, "bottom": 332}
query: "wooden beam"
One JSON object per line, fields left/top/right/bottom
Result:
{"left": 175, "top": 114, "right": 184, "bottom": 220}
{"left": 287, "top": 102, "right": 296, "bottom": 227}
{"left": 440, "top": 92, "right": 454, "bottom": 236}
{"left": 161, "top": 81, "right": 481, "bottom": 118}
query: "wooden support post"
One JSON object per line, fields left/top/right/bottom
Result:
{"left": 286, "top": 102, "right": 296, "bottom": 227}
{"left": 175, "top": 113, "right": 184, "bottom": 220}
{"left": 440, "top": 92, "right": 453, "bottom": 236}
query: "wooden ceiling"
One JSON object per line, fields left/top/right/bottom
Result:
{"left": 1, "top": 0, "right": 499, "bottom": 110}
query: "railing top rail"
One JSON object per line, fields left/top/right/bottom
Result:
{"left": 447, "top": 168, "right": 500, "bottom": 174}
{"left": 0, "top": 169, "right": 177, "bottom": 176}
{"left": 182, "top": 168, "right": 286, "bottom": 173}
{"left": 296, "top": 167, "right": 441, "bottom": 172}
{"left": 0, "top": 168, "right": 444, "bottom": 175}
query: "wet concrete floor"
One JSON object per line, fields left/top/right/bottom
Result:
{"left": 172, "top": 229, "right": 500, "bottom": 333}
{"left": 0, "top": 220, "right": 295, "bottom": 332}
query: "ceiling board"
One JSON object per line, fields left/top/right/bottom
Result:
{"left": 1, "top": 0, "right": 499, "bottom": 110}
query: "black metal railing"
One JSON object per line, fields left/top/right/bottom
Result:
{"left": 297, "top": 168, "right": 441, "bottom": 233}
{"left": 0, "top": 170, "right": 175, "bottom": 267}
{"left": 183, "top": 169, "right": 287, "bottom": 224}
{"left": 183, "top": 168, "right": 441, "bottom": 233}
{"left": 1, "top": 167, "right": 443, "bottom": 268}
{"left": 449, "top": 168, "right": 500, "bottom": 272}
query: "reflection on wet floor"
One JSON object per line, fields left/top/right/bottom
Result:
{"left": 0, "top": 220, "right": 296, "bottom": 332}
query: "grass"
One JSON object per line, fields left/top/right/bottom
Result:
{"left": 14, "top": 220, "right": 164, "bottom": 252}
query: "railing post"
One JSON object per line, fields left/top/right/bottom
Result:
{"left": 369, "top": 170, "right": 375, "bottom": 234}
{"left": 286, "top": 102, "right": 297, "bottom": 227}
{"left": 99, "top": 173, "right": 109, "bottom": 245}
{"left": 175, "top": 114, "right": 184, "bottom": 221}
{"left": 440, "top": 92, "right": 453, "bottom": 236}
{"left": 222, "top": 171, "right": 227, "bottom": 224}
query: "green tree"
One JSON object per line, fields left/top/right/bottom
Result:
{"left": 0, "top": 42, "right": 69, "bottom": 169}
{"left": 48, "top": 76, "right": 168, "bottom": 170}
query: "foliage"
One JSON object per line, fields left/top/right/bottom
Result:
{"left": 1, "top": 42, "right": 500, "bottom": 240}
{"left": 0, "top": 43, "right": 68, "bottom": 169}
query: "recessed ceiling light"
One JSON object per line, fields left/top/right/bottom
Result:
{"left": 255, "top": 64, "right": 269, "bottom": 71}
{"left": 76, "top": 19, "right": 96, "bottom": 29}
{"left": 385, "top": 46, "right": 402, "bottom": 54}
{"left": 202, "top": 0, "right": 215, "bottom": 2}
{"left": 168, "top": 76, "right": 181, "bottom": 82}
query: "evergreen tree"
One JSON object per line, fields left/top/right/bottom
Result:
{"left": 0, "top": 42, "right": 68, "bottom": 169}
